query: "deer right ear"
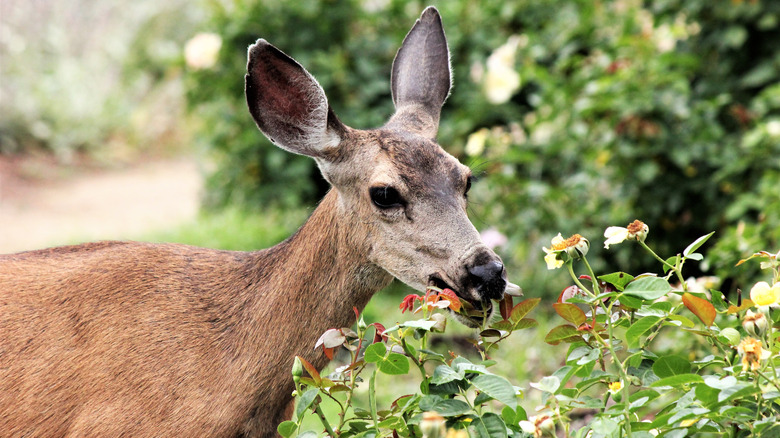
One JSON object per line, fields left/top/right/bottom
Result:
{"left": 245, "top": 39, "right": 345, "bottom": 159}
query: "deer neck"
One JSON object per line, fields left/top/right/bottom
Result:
{"left": 242, "top": 189, "right": 392, "bottom": 368}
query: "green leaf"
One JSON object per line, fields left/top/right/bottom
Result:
{"left": 544, "top": 324, "right": 582, "bottom": 345}
{"left": 400, "top": 320, "right": 438, "bottom": 331}
{"left": 650, "top": 373, "right": 703, "bottom": 388}
{"left": 471, "top": 374, "right": 517, "bottom": 409}
{"left": 598, "top": 272, "right": 635, "bottom": 291}
{"left": 591, "top": 417, "right": 619, "bottom": 434}
{"left": 501, "top": 405, "right": 527, "bottom": 425}
{"left": 431, "top": 365, "right": 465, "bottom": 385}
{"left": 277, "top": 421, "right": 297, "bottom": 438}
{"left": 653, "top": 355, "right": 691, "bottom": 378}
{"left": 552, "top": 303, "right": 587, "bottom": 326}
{"left": 471, "top": 413, "right": 507, "bottom": 438}
{"left": 296, "top": 388, "right": 319, "bottom": 419}
{"left": 683, "top": 232, "right": 714, "bottom": 258}
{"left": 682, "top": 292, "right": 716, "bottom": 327}
{"left": 510, "top": 298, "right": 541, "bottom": 323}
{"left": 513, "top": 318, "right": 538, "bottom": 330}
{"left": 530, "top": 375, "right": 561, "bottom": 394}
{"left": 377, "top": 352, "right": 410, "bottom": 375}
{"left": 419, "top": 396, "right": 471, "bottom": 416}
{"left": 363, "top": 342, "right": 386, "bottom": 363}
{"left": 663, "top": 256, "right": 679, "bottom": 273}
{"left": 623, "top": 277, "right": 671, "bottom": 301}
{"left": 625, "top": 316, "right": 661, "bottom": 348}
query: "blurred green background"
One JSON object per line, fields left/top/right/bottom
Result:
{"left": 2, "top": 0, "right": 780, "bottom": 418}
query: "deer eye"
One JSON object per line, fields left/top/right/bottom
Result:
{"left": 369, "top": 186, "right": 404, "bottom": 209}
{"left": 465, "top": 175, "right": 475, "bottom": 197}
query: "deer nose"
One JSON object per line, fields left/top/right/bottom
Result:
{"left": 467, "top": 259, "right": 506, "bottom": 301}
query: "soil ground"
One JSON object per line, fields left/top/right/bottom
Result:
{"left": 0, "top": 155, "right": 202, "bottom": 254}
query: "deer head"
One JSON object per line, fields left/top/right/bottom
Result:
{"left": 245, "top": 7, "right": 517, "bottom": 326}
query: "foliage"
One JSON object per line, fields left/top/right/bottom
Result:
{"left": 282, "top": 221, "right": 780, "bottom": 437}
{"left": 187, "top": 0, "right": 780, "bottom": 295}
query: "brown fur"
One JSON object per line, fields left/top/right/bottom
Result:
{"left": 0, "top": 191, "right": 390, "bottom": 437}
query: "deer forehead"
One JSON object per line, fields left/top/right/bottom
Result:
{"left": 361, "top": 130, "right": 470, "bottom": 195}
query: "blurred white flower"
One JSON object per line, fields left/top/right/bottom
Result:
{"left": 184, "top": 33, "right": 222, "bottom": 70}
{"left": 480, "top": 228, "right": 508, "bottom": 250}
{"left": 484, "top": 35, "right": 522, "bottom": 104}
{"left": 465, "top": 128, "right": 489, "bottom": 156}
{"left": 766, "top": 120, "right": 780, "bottom": 138}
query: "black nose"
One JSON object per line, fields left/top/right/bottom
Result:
{"left": 467, "top": 260, "right": 506, "bottom": 300}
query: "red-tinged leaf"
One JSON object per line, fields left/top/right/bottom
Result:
{"left": 297, "top": 356, "right": 321, "bottom": 385}
{"left": 553, "top": 303, "right": 587, "bottom": 326}
{"left": 353, "top": 306, "right": 360, "bottom": 321}
{"left": 557, "top": 285, "right": 583, "bottom": 303}
{"left": 499, "top": 293, "right": 514, "bottom": 321}
{"left": 727, "top": 299, "right": 754, "bottom": 314}
{"left": 735, "top": 251, "right": 773, "bottom": 266}
{"left": 323, "top": 346, "right": 335, "bottom": 360}
{"left": 399, "top": 294, "right": 421, "bottom": 313}
{"left": 510, "top": 297, "right": 541, "bottom": 323}
{"left": 370, "top": 322, "right": 388, "bottom": 343}
{"left": 682, "top": 292, "right": 716, "bottom": 327}
{"left": 439, "top": 288, "right": 462, "bottom": 312}
{"left": 544, "top": 324, "right": 582, "bottom": 345}
{"left": 513, "top": 318, "right": 538, "bottom": 330}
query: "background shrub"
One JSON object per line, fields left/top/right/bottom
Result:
{"left": 184, "top": 0, "right": 780, "bottom": 296}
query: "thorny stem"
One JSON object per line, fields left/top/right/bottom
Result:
{"left": 590, "top": 300, "right": 633, "bottom": 436}
{"left": 315, "top": 402, "right": 337, "bottom": 437}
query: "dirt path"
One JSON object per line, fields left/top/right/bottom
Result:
{"left": 0, "top": 156, "right": 202, "bottom": 254}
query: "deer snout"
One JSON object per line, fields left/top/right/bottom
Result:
{"left": 467, "top": 258, "right": 506, "bottom": 301}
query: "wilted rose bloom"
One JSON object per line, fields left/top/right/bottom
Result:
{"left": 420, "top": 411, "right": 446, "bottom": 438}
{"left": 737, "top": 337, "right": 771, "bottom": 372}
{"left": 543, "top": 233, "right": 589, "bottom": 269}
{"left": 519, "top": 415, "right": 555, "bottom": 437}
{"left": 184, "top": 32, "right": 222, "bottom": 70}
{"left": 742, "top": 309, "right": 768, "bottom": 338}
{"left": 603, "top": 219, "right": 648, "bottom": 249}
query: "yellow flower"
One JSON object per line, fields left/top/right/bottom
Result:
{"left": 607, "top": 381, "right": 623, "bottom": 394}
{"left": 737, "top": 337, "right": 771, "bottom": 372}
{"left": 543, "top": 233, "right": 589, "bottom": 269}
{"left": 603, "top": 220, "right": 649, "bottom": 249}
{"left": 750, "top": 281, "right": 780, "bottom": 307}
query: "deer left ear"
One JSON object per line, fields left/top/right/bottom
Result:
{"left": 245, "top": 39, "right": 346, "bottom": 159}
{"left": 387, "top": 6, "right": 452, "bottom": 139}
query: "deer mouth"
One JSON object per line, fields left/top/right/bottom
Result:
{"left": 428, "top": 276, "right": 494, "bottom": 328}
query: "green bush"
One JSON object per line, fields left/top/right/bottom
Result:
{"left": 187, "top": 0, "right": 780, "bottom": 294}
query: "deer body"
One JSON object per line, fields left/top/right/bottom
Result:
{"left": 0, "top": 8, "right": 510, "bottom": 437}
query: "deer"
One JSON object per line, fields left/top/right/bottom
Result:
{"left": 0, "top": 7, "right": 519, "bottom": 437}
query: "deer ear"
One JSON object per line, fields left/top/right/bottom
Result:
{"left": 388, "top": 6, "right": 452, "bottom": 139}
{"left": 245, "top": 39, "right": 344, "bottom": 159}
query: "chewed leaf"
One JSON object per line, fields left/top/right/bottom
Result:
{"left": 682, "top": 292, "right": 716, "bottom": 327}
